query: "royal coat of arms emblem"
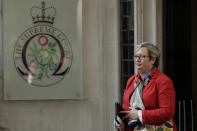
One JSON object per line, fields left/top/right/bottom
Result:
{"left": 13, "top": 2, "right": 73, "bottom": 87}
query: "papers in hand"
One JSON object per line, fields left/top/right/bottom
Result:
{"left": 116, "top": 115, "right": 124, "bottom": 125}
{"left": 115, "top": 102, "right": 141, "bottom": 128}
{"left": 115, "top": 102, "right": 124, "bottom": 123}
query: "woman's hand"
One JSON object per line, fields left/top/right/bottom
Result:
{"left": 120, "top": 108, "right": 138, "bottom": 122}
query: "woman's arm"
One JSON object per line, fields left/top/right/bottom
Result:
{"left": 142, "top": 78, "right": 175, "bottom": 124}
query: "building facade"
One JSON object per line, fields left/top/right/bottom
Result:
{"left": 0, "top": 0, "right": 196, "bottom": 131}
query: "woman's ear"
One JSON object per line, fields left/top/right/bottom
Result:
{"left": 150, "top": 57, "right": 156, "bottom": 65}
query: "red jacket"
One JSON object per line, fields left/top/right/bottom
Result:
{"left": 122, "top": 68, "right": 176, "bottom": 131}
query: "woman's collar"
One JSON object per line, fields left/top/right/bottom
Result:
{"left": 136, "top": 67, "right": 158, "bottom": 79}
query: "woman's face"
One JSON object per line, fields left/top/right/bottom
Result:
{"left": 134, "top": 47, "right": 155, "bottom": 74}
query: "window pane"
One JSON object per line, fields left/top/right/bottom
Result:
{"left": 120, "top": 0, "right": 134, "bottom": 103}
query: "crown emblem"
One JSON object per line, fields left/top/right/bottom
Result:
{"left": 30, "top": 1, "right": 56, "bottom": 24}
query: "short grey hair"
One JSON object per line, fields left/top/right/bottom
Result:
{"left": 136, "top": 42, "right": 160, "bottom": 67}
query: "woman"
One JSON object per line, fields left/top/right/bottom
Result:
{"left": 116, "top": 43, "right": 176, "bottom": 131}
